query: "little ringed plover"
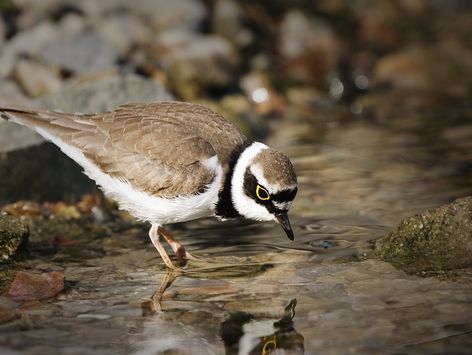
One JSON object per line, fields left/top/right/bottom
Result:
{"left": 0, "top": 102, "right": 298, "bottom": 270}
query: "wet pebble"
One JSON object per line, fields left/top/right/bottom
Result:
{"left": 6, "top": 271, "right": 64, "bottom": 301}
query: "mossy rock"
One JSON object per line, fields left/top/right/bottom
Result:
{"left": 0, "top": 215, "right": 29, "bottom": 262}
{"left": 374, "top": 197, "right": 472, "bottom": 273}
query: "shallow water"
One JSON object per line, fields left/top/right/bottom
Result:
{"left": 1, "top": 100, "right": 472, "bottom": 354}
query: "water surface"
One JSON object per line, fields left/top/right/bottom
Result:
{"left": 1, "top": 101, "right": 472, "bottom": 354}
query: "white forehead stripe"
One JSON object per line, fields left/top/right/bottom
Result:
{"left": 273, "top": 201, "right": 293, "bottom": 210}
{"left": 231, "top": 142, "right": 275, "bottom": 221}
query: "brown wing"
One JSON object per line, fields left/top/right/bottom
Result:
{"left": 0, "top": 101, "right": 247, "bottom": 198}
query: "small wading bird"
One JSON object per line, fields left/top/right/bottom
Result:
{"left": 0, "top": 102, "right": 298, "bottom": 270}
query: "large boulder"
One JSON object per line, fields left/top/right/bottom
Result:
{"left": 374, "top": 197, "right": 472, "bottom": 273}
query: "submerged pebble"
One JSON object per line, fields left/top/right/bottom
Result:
{"left": 7, "top": 271, "right": 65, "bottom": 301}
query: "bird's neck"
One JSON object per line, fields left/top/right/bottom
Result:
{"left": 215, "top": 141, "right": 269, "bottom": 220}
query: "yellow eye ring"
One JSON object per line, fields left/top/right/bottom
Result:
{"left": 256, "top": 185, "right": 270, "bottom": 200}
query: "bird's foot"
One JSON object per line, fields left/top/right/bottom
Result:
{"left": 158, "top": 226, "right": 199, "bottom": 268}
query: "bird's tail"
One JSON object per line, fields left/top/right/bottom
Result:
{"left": 0, "top": 105, "right": 94, "bottom": 137}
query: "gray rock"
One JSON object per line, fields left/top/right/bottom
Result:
{"left": 0, "top": 215, "right": 29, "bottom": 262}
{"left": 77, "top": 0, "right": 207, "bottom": 30}
{"left": 37, "top": 73, "right": 173, "bottom": 113}
{"left": 0, "top": 122, "right": 43, "bottom": 153}
{"left": 0, "top": 142, "right": 97, "bottom": 204}
{"left": 41, "top": 32, "right": 119, "bottom": 74}
{"left": 0, "top": 46, "right": 17, "bottom": 79}
{"left": 373, "top": 43, "right": 472, "bottom": 95}
{"left": 374, "top": 197, "right": 472, "bottom": 273}
{"left": 279, "top": 10, "right": 341, "bottom": 83}
{"left": 155, "top": 29, "right": 238, "bottom": 98}
{"left": 9, "top": 21, "right": 62, "bottom": 56}
{"left": 0, "top": 79, "right": 30, "bottom": 106}
{"left": 96, "top": 13, "right": 153, "bottom": 53}
{"left": 11, "top": 0, "right": 61, "bottom": 14}
{"left": 213, "top": 0, "right": 252, "bottom": 47}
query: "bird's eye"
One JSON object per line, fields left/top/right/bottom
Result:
{"left": 256, "top": 185, "right": 270, "bottom": 200}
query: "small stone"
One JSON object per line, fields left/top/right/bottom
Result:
{"left": 213, "top": 0, "right": 252, "bottom": 47}
{"left": 0, "top": 215, "right": 29, "bottom": 262}
{"left": 141, "top": 0, "right": 207, "bottom": 30}
{"left": 154, "top": 29, "right": 238, "bottom": 99}
{"left": 0, "top": 79, "right": 30, "bottom": 105}
{"left": 13, "top": 58, "right": 62, "bottom": 97}
{"left": 0, "top": 46, "right": 17, "bottom": 79}
{"left": 9, "top": 21, "right": 62, "bottom": 56}
{"left": 77, "top": 0, "right": 207, "bottom": 31}
{"left": 279, "top": 10, "right": 341, "bottom": 84}
{"left": 6, "top": 271, "right": 64, "bottom": 301}
{"left": 96, "top": 13, "right": 153, "bottom": 53}
{"left": 0, "top": 306, "right": 19, "bottom": 325}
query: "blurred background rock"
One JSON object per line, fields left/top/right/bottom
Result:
{"left": 1, "top": 0, "right": 471, "bottom": 203}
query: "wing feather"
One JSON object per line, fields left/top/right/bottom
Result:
{"left": 0, "top": 101, "right": 247, "bottom": 198}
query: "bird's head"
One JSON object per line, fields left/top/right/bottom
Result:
{"left": 231, "top": 142, "right": 298, "bottom": 240}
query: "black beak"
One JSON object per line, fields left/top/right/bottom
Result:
{"left": 276, "top": 212, "right": 294, "bottom": 241}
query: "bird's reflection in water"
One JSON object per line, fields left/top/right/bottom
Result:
{"left": 219, "top": 299, "right": 304, "bottom": 355}
{"left": 141, "top": 269, "right": 181, "bottom": 314}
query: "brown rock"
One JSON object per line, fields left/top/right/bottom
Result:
{"left": 6, "top": 271, "right": 64, "bottom": 301}
{"left": 279, "top": 10, "right": 341, "bottom": 84}
{"left": 13, "top": 59, "right": 62, "bottom": 97}
{"left": 0, "top": 306, "right": 19, "bottom": 324}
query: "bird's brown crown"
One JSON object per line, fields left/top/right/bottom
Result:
{"left": 251, "top": 148, "right": 297, "bottom": 189}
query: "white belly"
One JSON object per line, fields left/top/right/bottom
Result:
{"left": 97, "top": 170, "right": 222, "bottom": 225}
{"left": 36, "top": 128, "right": 223, "bottom": 225}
